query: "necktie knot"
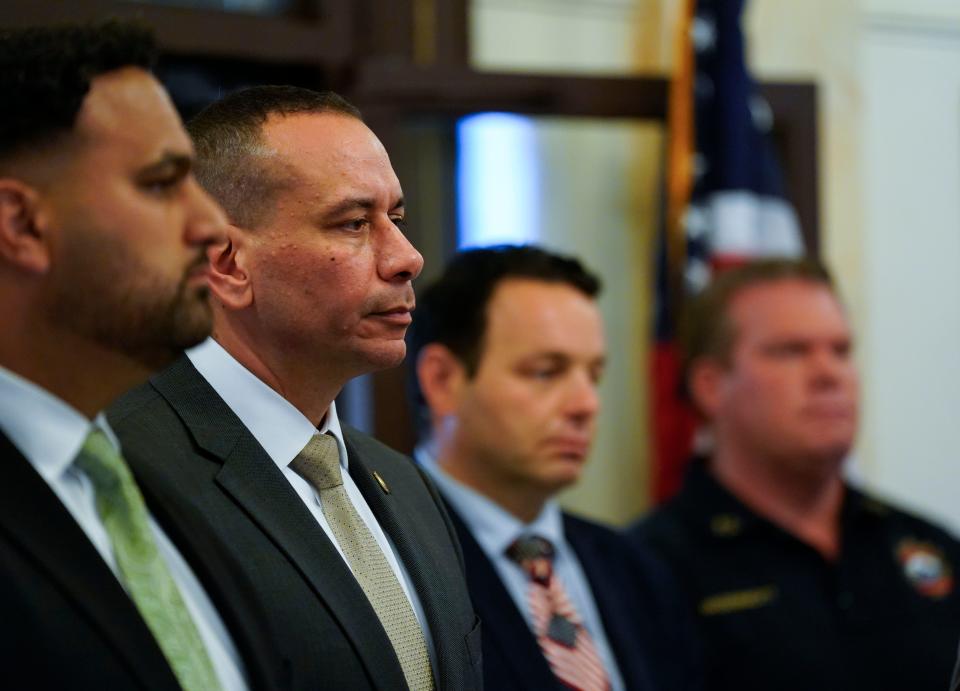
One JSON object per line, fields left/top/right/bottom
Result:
{"left": 291, "top": 433, "right": 342, "bottom": 490}
{"left": 507, "top": 535, "right": 556, "bottom": 585}
{"left": 74, "top": 428, "right": 129, "bottom": 493}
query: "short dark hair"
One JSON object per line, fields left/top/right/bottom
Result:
{"left": 407, "top": 245, "right": 601, "bottom": 431}
{"left": 0, "top": 21, "right": 157, "bottom": 163}
{"left": 683, "top": 257, "right": 837, "bottom": 395}
{"left": 186, "top": 85, "right": 361, "bottom": 228}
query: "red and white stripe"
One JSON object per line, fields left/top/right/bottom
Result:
{"left": 527, "top": 573, "right": 610, "bottom": 691}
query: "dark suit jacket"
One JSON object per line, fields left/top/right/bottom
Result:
{"left": 0, "top": 430, "right": 287, "bottom": 690}
{"left": 109, "top": 356, "right": 482, "bottom": 691}
{"left": 952, "top": 643, "right": 960, "bottom": 691}
{"left": 445, "top": 506, "right": 702, "bottom": 691}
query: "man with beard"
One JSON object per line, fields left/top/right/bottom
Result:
{"left": 0, "top": 22, "right": 286, "bottom": 691}
{"left": 407, "top": 245, "right": 701, "bottom": 691}
{"left": 109, "top": 86, "right": 481, "bottom": 690}
{"left": 631, "top": 259, "right": 960, "bottom": 691}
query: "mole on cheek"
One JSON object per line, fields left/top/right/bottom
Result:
{"left": 329, "top": 256, "right": 336, "bottom": 262}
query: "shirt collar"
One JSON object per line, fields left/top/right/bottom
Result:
{"left": 687, "top": 457, "right": 874, "bottom": 538}
{"left": 187, "top": 338, "right": 347, "bottom": 471}
{"left": 0, "top": 365, "right": 120, "bottom": 482}
{"left": 415, "top": 444, "right": 565, "bottom": 557}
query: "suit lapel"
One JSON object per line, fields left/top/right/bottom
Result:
{"left": 0, "top": 433, "right": 180, "bottom": 691}
{"left": 343, "top": 434, "right": 458, "bottom": 683}
{"left": 138, "top": 466, "right": 288, "bottom": 691}
{"left": 151, "top": 357, "right": 407, "bottom": 691}
{"left": 564, "top": 516, "right": 656, "bottom": 691}
{"left": 445, "top": 504, "right": 558, "bottom": 690}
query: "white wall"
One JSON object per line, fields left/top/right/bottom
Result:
{"left": 857, "top": 9, "right": 960, "bottom": 533}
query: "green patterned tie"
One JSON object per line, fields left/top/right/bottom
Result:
{"left": 74, "top": 428, "right": 222, "bottom": 691}
{"left": 291, "top": 433, "right": 435, "bottom": 691}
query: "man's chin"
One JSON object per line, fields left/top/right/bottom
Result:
{"left": 128, "top": 303, "right": 213, "bottom": 370}
{"left": 543, "top": 462, "right": 585, "bottom": 492}
{"left": 358, "top": 341, "right": 408, "bottom": 372}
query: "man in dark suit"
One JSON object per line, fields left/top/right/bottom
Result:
{"left": 408, "top": 245, "right": 701, "bottom": 691}
{"left": 0, "top": 22, "right": 285, "bottom": 690}
{"left": 110, "top": 86, "right": 481, "bottom": 691}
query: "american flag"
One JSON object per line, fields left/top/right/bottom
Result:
{"left": 651, "top": 0, "right": 805, "bottom": 502}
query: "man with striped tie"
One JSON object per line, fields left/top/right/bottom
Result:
{"left": 409, "top": 245, "right": 701, "bottom": 691}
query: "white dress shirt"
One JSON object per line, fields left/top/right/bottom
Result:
{"left": 416, "top": 445, "right": 626, "bottom": 691}
{"left": 0, "top": 365, "right": 248, "bottom": 690}
{"left": 187, "top": 338, "right": 436, "bottom": 662}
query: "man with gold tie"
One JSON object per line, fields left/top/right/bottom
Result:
{"left": 110, "top": 85, "right": 481, "bottom": 690}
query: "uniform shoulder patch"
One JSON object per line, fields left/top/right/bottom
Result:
{"left": 896, "top": 538, "right": 954, "bottom": 599}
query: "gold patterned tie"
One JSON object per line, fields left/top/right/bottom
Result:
{"left": 74, "top": 428, "right": 221, "bottom": 691}
{"left": 291, "top": 433, "right": 434, "bottom": 691}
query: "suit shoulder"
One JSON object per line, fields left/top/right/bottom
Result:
{"left": 563, "top": 511, "right": 639, "bottom": 554}
{"left": 562, "top": 512, "right": 673, "bottom": 583}
{"left": 107, "top": 380, "right": 164, "bottom": 425}
{"left": 628, "top": 490, "right": 700, "bottom": 549}
{"left": 562, "top": 511, "right": 613, "bottom": 538}
{"left": 855, "top": 489, "right": 960, "bottom": 551}
{"left": 341, "top": 425, "right": 414, "bottom": 468}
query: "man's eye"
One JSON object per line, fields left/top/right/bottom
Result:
{"left": 142, "top": 177, "right": 180, "bottom": 195}
{"left": 343, "top": 218, "right": 370, "bottom": 231}
{"left": 527, "top": 367, "right": 559, "bottom": 380}
{"left": 770, "top": 343, "right": 806, "bottom": 357}
{"left": 391, "top": 216, "right": 408, "bottom": 231}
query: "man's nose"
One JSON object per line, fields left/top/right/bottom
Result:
{"left": 565, "top": 371, "right": 601, "bottom": 424}
{"left": 379, "top": 221, "right": 424, "bottom": 283}
{"left": 185, "top": 178, "right": 228, "bottom": 249}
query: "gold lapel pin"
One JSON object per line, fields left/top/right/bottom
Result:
{"left": 372, "top": 471, "right": 390, "bottom": 494}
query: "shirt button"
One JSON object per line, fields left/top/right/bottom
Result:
{"left": 837, "top": 592, "right": 854, "bottom": 610}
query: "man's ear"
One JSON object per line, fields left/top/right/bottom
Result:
{"left": 0, "top": 178, "right": 50, "bottom": 274}
{"left": 688, "top": 357, "right": 725, "bottom": 420}
{"left": 417, "top": 343, "right": 469, "bottom": 418}
{"left": 206, "top": 224, "right": 252, "bottom": 310}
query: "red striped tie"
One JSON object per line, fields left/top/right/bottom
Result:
{"left": 507, "top": 536, "right": 610, "bottom": 691}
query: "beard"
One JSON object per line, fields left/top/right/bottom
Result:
{"left": 47, "top": 225, "right": 213, "bottom": 371}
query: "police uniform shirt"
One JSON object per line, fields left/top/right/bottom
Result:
{"left": 630, "top": 460, "right": 960, "bottom": 691}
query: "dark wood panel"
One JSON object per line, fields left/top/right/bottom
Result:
{"left": 0, "top": 0, "right": 351, "bottom": 65}
{"left": 352, "top": 62, "right": 670, "bottom": 119}
{"left": 760, "top": 82, "right": 820, "bottom": 254}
